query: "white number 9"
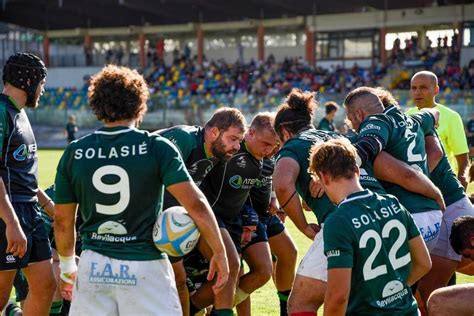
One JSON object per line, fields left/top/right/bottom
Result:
{"left": 92, "top": 165, "right": 130, "bottom": 215}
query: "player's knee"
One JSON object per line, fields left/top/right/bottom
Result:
{"left": 427, "top": 289, "right": 445, "bottom": 315}
{"left": 252, "top": 260, "right": 272, "bottom": 286}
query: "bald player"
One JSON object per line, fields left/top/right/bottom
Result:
{"left": 407, "top": 71, "right": 469, "bottom": 188}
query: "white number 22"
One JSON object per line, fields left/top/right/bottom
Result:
{"left": 359, "top": 219, "right": 411, "bottom": 281}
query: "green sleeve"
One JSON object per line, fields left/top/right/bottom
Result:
{"left": 155, "top": 137, "right": 192, "bottom": 187}
{"left": 0, "top": 105, "right": 9, "bottom": 159}
{"left": 54, "top": 148, "right": 77, "bottom": 204}
{"left": 275, "top": 146, "right": 299, "bottom": 164}
{"left": 411, "top": 111, "right": 435, "bottom": 136}
{"left": 160, "top": 128, "right": 194, "bottom": 161}
{"left": 405, "top": 210, "right": 421, "bottom": 240}
{"left": 358, "top": 116, "right": 391, "bottom": 149}
{"left": 447, "top": 112, "right": 469, "bottom": 156}
{"left": 318, "top": 119, "right": 330, "bottom": 131}
{"left": 324, "top": 214, "right": 354, "bottom": 269}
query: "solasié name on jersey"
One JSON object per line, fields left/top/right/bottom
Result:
{"left": 73, "top": 143, "right": 148, "bottom": 160}
{"left": 351, "top": 202, "right": 403, "bottom": 229}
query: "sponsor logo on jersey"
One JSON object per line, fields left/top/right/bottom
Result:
{"left": 326, "top": 249, "right": 340, "bottom": 258}
{"left": 360, "top": 123, "right": 381, "bottom": 134}
{"left": 236, "top": 156, "right": 247, "bottom": 168}
{"left": 89, "top": 262, "right": 137, "bottom": 286}
{"left": 376, "top": 284, "right": 409, "bottom": 307}
{"left": 6, "top": 255, "right": 16, "bottom": 263}
{"left": 13, "top": 143, "right": 37, "bottom": 161}
{"left": 229, "top": 175, "right": 258, "bottom": 189}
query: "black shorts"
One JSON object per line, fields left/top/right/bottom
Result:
{"left": 216, "top": 216, "right": 243, "bottom": 254}
{"left": 13, "top": 270, "right": 28, "bottom": 302}
{"left": 0, "top": 202, "right": 52, "bottom": 271}
{"left": 183, "top": 249, "right": 210, "bottom": 293}
{"left": 263, "top": 215, "right": 285, "bottom": 238}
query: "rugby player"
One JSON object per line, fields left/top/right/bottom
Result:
{"left": 160, "top": 108, "right": 246, "bottom": 316}
{"left": 344, "top": 87, "right": 444, "bottom": 251}
{"left": 0, "top": 53, "right": 56, "bottom": 316}
{"left": 53, "top": 65, "right": 228, "bottom": 315}
{"left": 309, "top": 139, "right": 431, "bottom": 316}
{"left": 189, "top": 112, "right": 278, "bottom": 316}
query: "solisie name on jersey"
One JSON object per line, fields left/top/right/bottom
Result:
{"left": 73, "top": 143, "right": 148, "bottom": 160}
{"left": 351, "top": 202, "right": 403, "bottom": 229}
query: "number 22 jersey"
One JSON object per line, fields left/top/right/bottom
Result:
{"left": 324, "top": 189, "right": 420, "bottom": 315}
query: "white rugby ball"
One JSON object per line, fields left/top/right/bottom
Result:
{"left": 153, "top": 206, "right": 200, "bottom": 257}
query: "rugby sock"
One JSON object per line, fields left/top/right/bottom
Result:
{"left": 233, "top": 287, "right": 250, "bottom": 306}
{"left": 210, "top": 308, "right": 233, "bottom": 316}
{"left": 278, "top": 290, "right": 291, "bottom": 316}
{"left": 49, "top": 300, "right": 63, "bottom": 315}
{"left": 6, "top": 303, "right": 22, "bottom": 316}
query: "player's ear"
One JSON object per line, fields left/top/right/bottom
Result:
{"left": 434, "top": 84, "right": 440, "bottom": 97}
{"left": 209, "top": 127, "right": 220, "bottom": 140}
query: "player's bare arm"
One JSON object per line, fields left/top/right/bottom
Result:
{"left": 424, "top": 135, "right": 443, "bottom": 172}
{"left": 324, "top": 268, "right": 351, "bottom": 316}
{"left": 406, "top": 235, "right": 432, "bottom": 286}
{"left": 37, "top": 187, "right": 55, "bottom": 218}
{"left": 455, "top": 153, "right": 469, "bottom": 188}
{"left": 374, "top": 151, "right": 445, "bottom": 211}
{"left": 274, "top": 157, "right": 318, "bottom": 239}
{"left": 54, "top": 203, "right": 78, "bottom": 301}
{"left": 0, "top": 178, "right": 26, "bottom": 258}
{"left": 167, "top": 180, "right": 229, "bottom": 294}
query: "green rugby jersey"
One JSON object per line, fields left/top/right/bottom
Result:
{"left": 358, "top": 106, "right": 439, "bottom": 213}
{"left": 55, "top": 126, "right": 191, "bottom": 261}
{"left": 276, "top": 129, "right": 340, "bottom": 224}
{"left": 424, "top": 129, "right": 465, "bottom": 207}
{"left": 324, "top": 189, "right": 420, "bottom": 315}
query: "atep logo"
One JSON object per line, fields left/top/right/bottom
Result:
{"left": 6, "top": 255, "right": 16, "bottom": 263}
{"left": 13, "top": 143, "right": 37, "bottom": 161}
{"left": 229, "top": 175, "right": 242, "bottom": 189}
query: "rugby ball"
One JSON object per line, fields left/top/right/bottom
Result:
{"left": 153, "top": 206, "right": 200, "bottom": 257}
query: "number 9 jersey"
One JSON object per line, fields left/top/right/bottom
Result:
{"left": 54, "top": 126, "right": 191, "bottom": 261}
{"left": 324, "top": 189, "right": 420, "bottom": 315}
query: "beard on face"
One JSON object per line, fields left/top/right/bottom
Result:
{"left": 211, "top": 133, "right": 238, "bottom": 161}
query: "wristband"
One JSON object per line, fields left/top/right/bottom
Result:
{"left": 271, "top": 191, "right": 276, "bottom": 198}
{"left": 59, "top": 255, "right": 77, "bottom": 284}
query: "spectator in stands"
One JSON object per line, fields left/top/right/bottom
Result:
{"left": 64, "top": 115, "right": 78, "bottom": 144}
{"left": 427, "top": 216, "right": 474, "bottom": 316}
{"left": 105, "top": 48, "right": 113, "bottom": 64}
{"left": 116, "top": 46, "right": 124, "bottom": 66}
{"left": 408, "top": 70, "right": 470, "bottom": 187}
{"left": 466, "top": 114, "right": 474, "bottom": 149}
{"left": 317, "top": 101, "right": 338, "bottom": 132}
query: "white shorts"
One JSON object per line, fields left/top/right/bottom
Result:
{"left": 411, "top": 210, "right": 443, "bottom": 252}
{"left": 296, "top": 225, "right": 327, "bottom": 282}
{"left": 431, "top": 196, "right": 474, "bottom": 261}
{"left": 70, "top": 250, "right": 181, "bottom": 316}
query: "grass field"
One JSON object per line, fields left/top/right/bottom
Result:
{"left": 37, "top": 149, "right": 474, "bottom": 315}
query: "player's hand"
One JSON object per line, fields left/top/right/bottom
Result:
{"left": 303, "top": 223, "right": 320, "bottom": 240}
{"left": 5, "top": 221, "right": 27, "bottom": 258}
{"left": 59, "top": 272, "right": 76, "bottom": 301}
{"left": 309, "top": 178, "right": 325, "bottom": 198}
{"left": 208, "top": 253, "right": 229, "bottom": 295}
{"left": 268, "top": 197, "right": 279, "bottom": 215}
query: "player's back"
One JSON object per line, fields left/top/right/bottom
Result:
{"left": 55, "top": 126, "right": 189, "bottom": 260}
{"left": 359, "top": 106, "right": 438, "bottom": 213}
{"left": 324, "top": 190, "right": 420, "bottom": 315}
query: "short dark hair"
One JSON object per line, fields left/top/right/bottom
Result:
{"left": 309, "top": 138, "right": 358, "bottom": 180}
{"left": 450, "top": 216, "right": 474, "bottom": 255}
{"left": 324, "top": 101, "right": 339, "bottom": 114}
{"left": 88, "top": 65, "right": 149, "bottom": 123}
{"left": 274, "top": 88, "right": 317, "bottom": 139}
{"left": 344, "top": 86, "right": 384, "bottom": 113}
{"left": 204, "top": 107, "right": 247, "bottom": 133}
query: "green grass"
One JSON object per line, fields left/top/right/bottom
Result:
{"left": 36, "top": 149, "right": 474, "bottom": 315}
